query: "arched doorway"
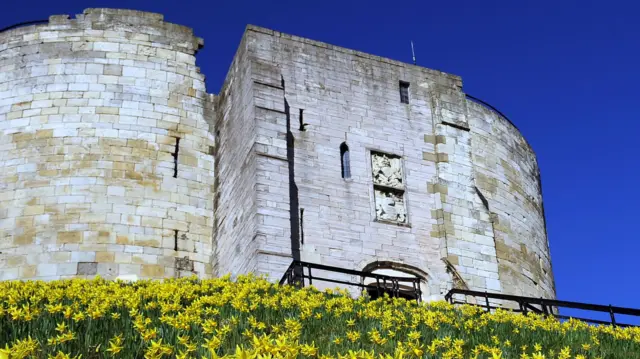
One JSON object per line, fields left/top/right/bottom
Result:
{"left": 361, "top": 262, "right": 428, "bottom": 301}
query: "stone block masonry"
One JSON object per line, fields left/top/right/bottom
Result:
{"left": 228, "top": 25, "right": 555, "bottom": 301}
{"left": 0, "top": 8, "right": 555, "bottom": 303}
{"left": 0, "top": 9, "right": 215, "bottom": 280}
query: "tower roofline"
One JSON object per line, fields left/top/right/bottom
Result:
{"left": 242, "top": 24, "right": 463, "bottom": 88}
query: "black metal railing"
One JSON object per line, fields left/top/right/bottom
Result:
{"left": 445, "top": 288, "right": 640, "bottom": 327}
{"left": 279, "top": 260, "right": 422, "bottom": 302}
{"left": 465, "top": 93, "right": 521, "bottom": 132}
{"left": 0, "top": 20, "right": 49, "bottom": 33}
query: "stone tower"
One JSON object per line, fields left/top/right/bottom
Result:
{"left": 0, "top": 9, "right": 555, "bottom": 301}
{"left": 0, "top": 9, "right": 215, "bottom": 280}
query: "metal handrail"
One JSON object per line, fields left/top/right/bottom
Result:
{"left": 465, "top": 93, "right": 521, "bottom": 132}
{"left": 278, "top": 262, "right": 640, "bottom": 327}
{"left": 446, "top": 288, "right": 640, "bottom": 327}
{"left": 0, "top": 20, "right": 49, "bottom": 33}
{"left": 280, "top": 260, "right": 422, "bottom": 302}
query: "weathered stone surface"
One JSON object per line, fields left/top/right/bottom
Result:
{"left": 175, "top": 256, "right": 194, "bottom": 271}
{"left": 222, "top": 25, "right": 554, "bottom": 302}
{"left": 0, "top": 10, "right": 554, "bottom": 304}
{"left": 77, "top": 262, "right": 98, "bottom": 275}
{"left": 0, "top": 8, "right": 215, "bottom": 281}
{"left": 371, "top": 153, "right": 404, "bottom": 188}
{"left": 374, "top": 189, "right": 407, "bottom": 224}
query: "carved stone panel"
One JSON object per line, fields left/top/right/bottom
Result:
{"left": 371, "top": 152, "right": 406, "bottom": 223}
{"left": 374, "top": 188, "right": 407, "bottom": 223}
{"left": 371, "top": 153, "right": 404, "bottom": 188}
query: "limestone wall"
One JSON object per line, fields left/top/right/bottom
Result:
{"left": 467, "top": 101, "right": 555, "bottom": 298}
{"left": 213, "top": 34, "right": 259, "bottom": 278}
{"left": 230, "top": 26, "right": 554, "bottom": 300}
{"left": 242, "top": 26, "right": 458, "bottom": 299}
{"left": 0, "top": 9, "right": 554, "bottom": 301}
{"left": 427, "top": 85, "right": 503, "bottom": 295}
{"left": 0, "top": 9, "right": 215, "bottom": 280}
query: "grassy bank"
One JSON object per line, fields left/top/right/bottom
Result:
{"left": 0, "top": 275, "right": 638, "bottom": 358}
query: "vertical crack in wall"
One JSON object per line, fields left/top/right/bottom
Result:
{"left": 535, "top": 169, "right": 556, "bottom": 297}
{"left": 474, "top": 184, "right": 506, "bottom": 290}
{"left": 427, "top": 88, "right": 449, "bottom": 270}
{"left": 283, "top": 76, "right": 301, "bottom": 264}
{"left": 474, "top": 186, "right": 490, "bottom": 211}
{"left": 210, "top": 95, "right": 221, "bottom": 275}
{"left": 427, "top": 85, "right": 502, "bottom": 295}
{"left": 481, "top": 196, "right": 540, "bottom": 295}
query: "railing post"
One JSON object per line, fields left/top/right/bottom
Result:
{"left": 292, "top": 261, "right": 304, "bottom": 288}
{"left": 287, "top": 269, "right": 292, "bottom": 286}
{"left": 484, "top": 292, "right": 491, "bottom": 312}
{"left": 609, "top": 305, "right": 617, "bottom": 327}
{"left": 540, "top": 297, "right": 548, "bottom": 316}
{"left": 392, "top": 279, "right": 398, "bottom": 298}
{"left": 308, "top": 265, "right": 313, "bottom": 285}
{"left": 299, "top": 262, "right": 306, "bottom": 288}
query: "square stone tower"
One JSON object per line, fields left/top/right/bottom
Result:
{"left": 212, "top": 26, "right": 555, "bottom": 301}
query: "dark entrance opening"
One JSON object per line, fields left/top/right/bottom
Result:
{"left": 365, "top": 284, "right": 419, "bottom": 301}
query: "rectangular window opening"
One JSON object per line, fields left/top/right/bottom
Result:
{"left": 174, "top": 230, "right": 179, "bottom": 251}
{"left": 399, "top": 81, "right": 410, "bottom": 104}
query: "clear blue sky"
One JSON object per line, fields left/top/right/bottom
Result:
{"left": 3, "top": 1, "right": 639, "bottom": 317}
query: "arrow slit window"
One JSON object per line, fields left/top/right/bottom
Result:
{"left": 340, "top": 142, "right": 351, "bottom": 179}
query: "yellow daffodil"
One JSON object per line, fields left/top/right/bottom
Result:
{"left": 0, "top": 275, "right": 636, "bottom": 359}
{"left": 106, "top": 334, "right": 124, "bottom": 355}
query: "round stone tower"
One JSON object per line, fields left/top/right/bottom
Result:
{"left": 0, "top": 9, "right": 215, "bottom": 280}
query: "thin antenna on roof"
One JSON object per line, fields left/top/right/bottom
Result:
{"left": 411, "top": 41, "right": 416, "bottom": 65}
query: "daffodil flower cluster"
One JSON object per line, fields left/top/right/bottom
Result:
{"left": 0, "top": 274, "right": 638, "bottom": 359}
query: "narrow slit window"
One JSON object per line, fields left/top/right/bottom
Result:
{"left": 399, "top": 81, "right": 410, "bottom": 104}
{"left": 299, "top": 108, "right": 306, "bottom": 131}
{"left": 340, "top": 142, "right": 351, "bottom": 179}
{"left": 300, "top": 208, "right": 305, "bottom": 245}
{"left": 172, "top": 137, "right": 180, "bottom": 178}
